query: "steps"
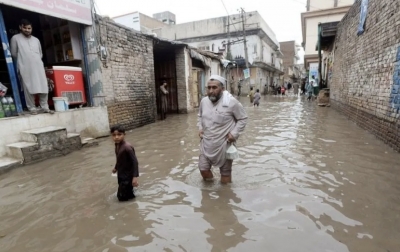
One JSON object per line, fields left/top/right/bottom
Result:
{"left": 0, "top": 157, "right": 22, "bottom": 174}
{"left": 0, "top": 126, "right": 98, "bottom": 170}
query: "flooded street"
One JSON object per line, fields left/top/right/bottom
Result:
{"left": 1, "top": 96, "right": 400, "bottom": 252}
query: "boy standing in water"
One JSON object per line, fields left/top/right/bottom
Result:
{"left": 253, "top": 89, "right": 261, "bottom": 107}
{"left": 111, "top": 125, "right": 139, "bottom": 201}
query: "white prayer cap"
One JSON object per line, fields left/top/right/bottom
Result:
{"left": 209, "top": 75, "right": 226, "bottom": 86}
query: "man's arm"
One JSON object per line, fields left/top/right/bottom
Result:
{"left": 160, "top": 86, "right": 168, "bottom": 95}
{"left": 230, "top": 102, "right": 248, "bottom": 140}
{"left": 127, "top": 146, "right": 139, "bottom": 178}
{"left": 197, "top": 99, "right": 203, "bottom": 132}
{"left": 38, "top": 39, "right": 43, "bottom": 59}
{"left": 10, "top": 36, "right": 17, "bottom": 60}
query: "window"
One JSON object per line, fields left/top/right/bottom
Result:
{"left": 271, "top": 53, "right": 275, "bottom": 64}
{"left": 253, "top": 44, "right": 257, "bottom": 54}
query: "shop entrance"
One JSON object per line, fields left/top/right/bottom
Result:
{"left": 0, "top": 4, "right": 87, "bottom": 118}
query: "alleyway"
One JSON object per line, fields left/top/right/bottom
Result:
{"left": 1, "top": 96, "right": 399, "bottom": 252}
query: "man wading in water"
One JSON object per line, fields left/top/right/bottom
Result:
{"left": 197, "top": 75, "right": 248, "bottom": 184}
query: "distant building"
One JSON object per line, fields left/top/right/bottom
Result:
{"left": 112, "top": 11, "right": 168, "bottom": 35}
{"left": 301, "top": 0, "right": 355, "bottom": 72}
{"left": 153, "top": 11, "right": 176, "bottom": 25}
{"left": 279, "top": 41, "right": 301, "bottom": 83}
{"left": 154, "top": 11, "right": 284, "bottom": 92}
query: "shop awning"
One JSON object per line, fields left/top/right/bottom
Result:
{"left": 189, "top": 49, "right": 212, "bottom": 67}
{"left": 1, "top": 0, "right": 92, "bottom": 25}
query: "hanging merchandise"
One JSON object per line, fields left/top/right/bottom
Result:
{"left": 0, "top": 82, "right": 7, "bottom": 97}
{"left": 1, "top": 96, "right": 11, "bottom": 117}
{"left": 357, "top": 0, "right": 370, "bottom": 35}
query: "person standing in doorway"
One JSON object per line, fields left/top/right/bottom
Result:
{"left": 160, "top": 80, "right": 169, "bottom": 120}
{"left": 10, "top": 19, "right": 53, "bottom": 115}
{"left": 198, "top": 75, "right": 248, "bottom": 184}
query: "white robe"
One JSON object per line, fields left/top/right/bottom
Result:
{"left": 10, "top": 34, "right": 48, "bottom": 94}
{"left": 197, "top": 93, "right": 248, "bottom": 167}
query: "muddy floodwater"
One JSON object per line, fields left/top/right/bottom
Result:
{"left": 1, "top": 96, "right": 400, "bottom": 252}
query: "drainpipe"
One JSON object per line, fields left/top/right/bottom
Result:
{"left": 318, "top": 23, "right": 322, "bottom": 89}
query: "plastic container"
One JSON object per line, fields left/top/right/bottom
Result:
{"left": 7, "top": 97, "right": 17, "bottom": 116}
{"left": 0, "top": 103, "right": 4, "bottom": 118}
{"left": 1, "top": 97, "right": 11, "bottom": 117}
{"left": 52, "top": 97, "right": 69, "bottom": 112}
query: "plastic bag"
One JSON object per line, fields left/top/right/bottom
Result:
{"left": 0, "top": 83, "right": 7, "bottom": 97}
{"left": 226, "top": 144, "right": 239, "bottom": 160}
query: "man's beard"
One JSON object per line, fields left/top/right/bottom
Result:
{"left": 208, "top": 92, "right": 222, "bottom": 102}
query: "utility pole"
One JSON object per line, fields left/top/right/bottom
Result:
{"left": 227, "top": 17, "right": 231, "bottom": 60}
{"left": 240, "top": 8, "right": 249, "bottom": 69}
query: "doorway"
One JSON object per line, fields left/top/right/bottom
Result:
{"left": 153, "top": 42, "right": 179, "bottom": 117}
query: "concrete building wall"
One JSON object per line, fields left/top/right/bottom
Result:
{"left": 98, "top": 18, "right": 157, "bottom": 129}
{"left": 187, "top": 35, "right": 277, "bottom": 67}
{"left": 113, "top": 12, "right": 141, "bottom": 31}
{"left": 305, "top": 13, "right": 345, "bottom": 55}
{"left": 139, "top": 13, "right": 168, "bottom": 30}
{"left": 156, "top": 11, "right": 279, "bottom": 47}
{"left": 113, "top": 12, "right": 167, "bottom": 34}
{"left": 330, "top": 0, "right": 400, "bottom": 152}
{"left": 176, "top": 48, "right": 193, "bottom": 113}
{"left": 0, "top": 107, "right": 109, "bottom": 157}
{"left": 337, "top": 0, "right": 355, "bottom": 8}
{"left": 308, "top": 0, "right": 354, "bottom": 11}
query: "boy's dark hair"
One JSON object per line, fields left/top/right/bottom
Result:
{"left": 20, "top": 19, "right": 32, "bottom": 26}
{"left": 110, "top": 124, "right": 125, "bottom": 134}
{"left": 256, "top": 89, "right": 259, "bottom": 92}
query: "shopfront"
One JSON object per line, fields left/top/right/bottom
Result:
{"left": 0, "top": 0, "right": 93, "bottom": 118}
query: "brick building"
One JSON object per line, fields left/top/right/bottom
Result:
{"left": 329, "top": 0, "right": 400, "bottom": 151}
{"left": 83, "top": 17, "right": 223, "bottom": 129}
{"left": 279, "top": 41, "right": 301, "bottom": 83}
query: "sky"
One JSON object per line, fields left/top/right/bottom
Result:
{"left": 94, "top": 0, "right": 306, "bottom": 59}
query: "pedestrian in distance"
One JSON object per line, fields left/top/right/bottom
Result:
{"left": 306, "top": 81, "right": 313, "bottom": 101}
{"left": 293, "top": 82, "right": 300, "bottom": 96}
{"left": 253, "top": 89, "right": 261, "bottom": 107}
{"left": 248, "top": 87, "right": 255, "bottom": 103}
{"left": 111, "top": 125, "right": 139, "bottom": 202}
{"left": 281, "top": 85, "right": 286, "bottom": 96}
{"left": 197, "top": 75, "right": 248, "bottom": 184}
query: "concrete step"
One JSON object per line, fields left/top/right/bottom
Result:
{"left": 67, "top": 133, "right": 80, "bottom": 138}
{"left": 21, "top": 126, "right": 67, "bottom": 144}
{"left": 0, "top": 157, "right": 22, "bottom": 173}
{"left": 6, "top": 142, "right": 39, "bottom": 160}
{"left": 81, "top": 137, "right": 99, "bottom": 147}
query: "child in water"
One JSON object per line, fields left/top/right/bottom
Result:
{"left": 111, "top": 125, "right": 139, "bottom": 201}
{"left": 253, "top": 89, "right": 261, "bottom": 107}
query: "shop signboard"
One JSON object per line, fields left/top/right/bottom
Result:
{"left": 0, "top": 0, "right": 92, "bottom": 25}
